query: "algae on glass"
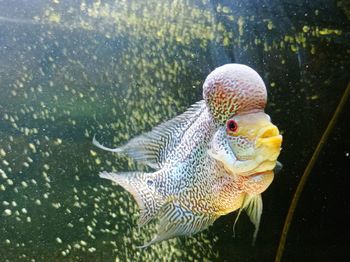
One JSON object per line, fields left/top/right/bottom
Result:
{"left": 0, "top": 0, "right": 349, "bottom": 261}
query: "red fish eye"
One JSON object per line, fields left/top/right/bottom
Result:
{"left": 227, "top": 119, "right": 238, "bottom": 132}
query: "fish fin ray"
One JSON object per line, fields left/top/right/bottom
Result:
{"left": 93, "top": 135, "right": 123, "bottom": 153}
{"left": 118, "top": 100, "right": 206, "bottom": 169}
{"left": 99, "top": 171, "right": 164, "bottom": 226}
{"left": 244, "top": 194, "right": 263, "bottom": 245}
{"left": 232, "top": 203, "right": 245, "bottom": 238}
{"left": 140, "top": 202, "right": 217, "bottom": 247}
{"left": 232, "top": 194, "right": 263, "bottom": 245}
{"left": 274, "top": 161, "right": 283, "bottom": 174}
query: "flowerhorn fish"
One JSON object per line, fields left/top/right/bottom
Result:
{"left": 93, "top": 64, "right": 282, "bottom": 247}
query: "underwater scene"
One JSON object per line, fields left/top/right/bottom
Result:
{"left": 0, "top": 0, "right": 349, "bottom": 261}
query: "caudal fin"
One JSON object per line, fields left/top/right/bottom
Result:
{"left": 99, "top": 171, "right": 164, "bottom": 226}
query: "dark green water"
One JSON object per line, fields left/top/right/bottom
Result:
{"left": 0, "top": 0, "right": 349, "bottom": 261}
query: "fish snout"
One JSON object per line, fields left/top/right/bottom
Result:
{"left": 257, "top": 125, "right": 279, "bottom": 139}
{"left": 255, "top": 125, "right": 282, "bottom": 161}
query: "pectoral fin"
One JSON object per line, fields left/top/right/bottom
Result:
{"left": 208, "top": 127, "right": 237, "bottom": 171}
{"left": 274, "top": 161, "right": 283, "bottom": 174}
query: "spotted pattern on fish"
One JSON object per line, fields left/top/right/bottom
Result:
{"left": 93, "top": 101, "right": 207, "bottom": 170}
{"left": 95, "top": 64, "right": 282, "bottom": 246}
{"left": 203, "top": 64, "right": 267, "bottom": 124}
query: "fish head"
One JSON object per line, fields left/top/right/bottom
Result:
{"left": 203, "top": 64, "right": 282, "bottom": 177}
{"left": 225, "top": 111, "right": 282, "bottom": 175}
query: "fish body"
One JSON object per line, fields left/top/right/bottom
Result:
{"left": 94, "top": 64, "right": 282, "bottom": 246}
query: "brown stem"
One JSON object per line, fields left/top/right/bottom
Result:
{"left": 275, "top": 81, "right": 350, "bottom": 262}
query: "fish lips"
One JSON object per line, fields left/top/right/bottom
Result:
{"left": 255, "top": 134, "right": 283, "bottom": 162}
{"left": 227, "top": 132, "right": 282, "bottom": 177}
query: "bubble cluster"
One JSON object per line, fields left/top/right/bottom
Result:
{"left": 0, "top": 0, "right": 347, "bottom": 261}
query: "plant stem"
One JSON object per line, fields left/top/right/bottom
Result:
{"left": 275, "top": 82, "right": 350, "bottom": 262}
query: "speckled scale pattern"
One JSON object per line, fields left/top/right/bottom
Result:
{"left": 99, "top": 104, "right": 254, "bottom": 245}
{"left": 98, "top": 63, "right": 272, "bottom": 245}
{"left": 116, "top": 100, "right": 207, "bottom": 169}
{"left": 203, "top": 64, "right": 267, "bottom": 124}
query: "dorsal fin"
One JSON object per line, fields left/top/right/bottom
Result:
{"left": 94, "top": 100, "right": 206, "bottom": 169}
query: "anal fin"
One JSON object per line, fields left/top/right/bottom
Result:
{"left": 139, "top": 202, "right": 217, "bottom": 248}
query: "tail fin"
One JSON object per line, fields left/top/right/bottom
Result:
{"left": 99, "top": 171, "right": 164, "bottom": 226}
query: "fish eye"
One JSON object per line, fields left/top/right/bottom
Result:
{"left": 226, "top": 119, "right": 238, "bottom": 132}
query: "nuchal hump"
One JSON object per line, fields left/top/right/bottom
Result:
{"left": 203, "top": 64, "right": 267, "bottom": 124}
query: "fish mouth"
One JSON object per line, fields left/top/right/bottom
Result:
{"left": 253, "top": 125, "right": 282, "bottom": 171}
{"left": 227, "top": 124, "right": 282, "bottom": 176}
{"left": 247, "top": 125, "right": 281, "bottom": 173}
{"left": 256, "top": 124, "right": 279, "bottom": 139}
{"left": 255, "top": 125, "right": 281, "bottom": 148}
{"left": 255, "top": 135, "right": 283, "bottom": 161}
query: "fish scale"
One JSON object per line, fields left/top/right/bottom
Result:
{"left": 95, "top": 63, "right": 282, "bottom": 246}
